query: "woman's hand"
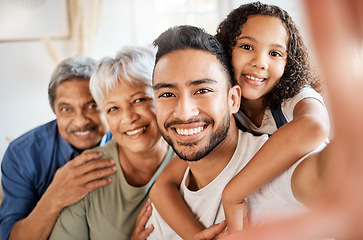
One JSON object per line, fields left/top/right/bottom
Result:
{"left": 130, "top": 199, "right": 154, "bottom": 240}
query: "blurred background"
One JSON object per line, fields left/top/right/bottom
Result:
{"left": 0, "top": 0, "right": 308, "bottom": 196}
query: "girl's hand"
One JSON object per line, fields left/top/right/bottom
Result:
{"left": 222, "top": 195, "right": 250, "bottom": 233}
{"left": 193, "top": 221, "right": 227, "bottom": 240}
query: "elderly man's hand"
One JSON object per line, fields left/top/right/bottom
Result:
{"left": 43, "top": 151, "right": 116, "bottom": 210}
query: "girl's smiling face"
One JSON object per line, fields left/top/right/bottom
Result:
{"left": 231, "top": 15, "right": 288, "bottom": 102}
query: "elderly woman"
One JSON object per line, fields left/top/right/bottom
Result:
{"left": 49, "top": 46, "right": 174, "bottom": 240}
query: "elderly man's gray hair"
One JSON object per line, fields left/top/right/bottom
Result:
{"left": 48, "top": 56, "right": 96, "bottom": 111}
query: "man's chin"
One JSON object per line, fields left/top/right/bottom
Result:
{"left": 174, "top": 148, "right": 208, "bottom": 162}
{"left": 69, "top": 138, "right": 102, "bottom": 151}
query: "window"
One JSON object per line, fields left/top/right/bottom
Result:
{"left": 154, "top": 0, "right": 220, "bottom": 35}
{"left": 130, "top": 0, "right": 226, "bottom": 46}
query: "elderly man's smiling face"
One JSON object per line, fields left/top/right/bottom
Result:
{"left": 153, "top": 49, "right": 240, "bottom": 161}
{"left": 53, "top": 79, "right": 107, "bottom": 151}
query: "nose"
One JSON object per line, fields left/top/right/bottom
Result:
{"left": 250, "top": 52, "right": 268, "bottom": 70}
{"left": 173, "top": 95, "right": 199, "bottom": 121}
{"left": 120, "top": 106, "right": 139, "bottom": 125}
{"left": 73, "top": 110, "right": 89, "bottom": 126}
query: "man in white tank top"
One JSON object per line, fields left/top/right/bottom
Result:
{"left": 146, "top": 25, "right": 331, "bottom": 240}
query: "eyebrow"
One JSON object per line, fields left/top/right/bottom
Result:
{"left": 57, "top": 100, "right": 95, "bottom": 107}
{"left": 56, "top": 102, "right": 70, "bottom": 109}
{"left": 237, "top": 36, "right": 287, "bottom": 50}
{"left": 237, "top": 36, "right": 255, "bottom": 42}
{"left": 189, "top": 78, "right": 218, "bottom": 86}
{"left": 153, "top": 83, "right": 176, "bottom": 91}
{"left": 130, "top": 91, "right": 147, "bottom": 97}
{"left": 153, "top": 78, "right": 218, "bottom": 90}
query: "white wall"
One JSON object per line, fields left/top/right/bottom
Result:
{"left": 0, "top": 0, "right": 308, "bottom": 195}
{"left": 0, "top": 0, "right": 141, "bottom": 162}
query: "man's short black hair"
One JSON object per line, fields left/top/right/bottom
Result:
{"left": 153, "top": 25, "right": 235, "bottom": 87}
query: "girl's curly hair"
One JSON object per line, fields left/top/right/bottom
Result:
{"left": 215, "top": 1, "right": 321, "bottom": 109}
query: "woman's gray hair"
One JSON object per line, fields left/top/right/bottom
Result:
{"left": 90, "top": 46, "right": 156, "bottom": 109}
{"left": 48, "top": 56, "right": 96, "bottom": 111}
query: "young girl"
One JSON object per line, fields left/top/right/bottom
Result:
{"left": 148, "top": 2, "right": 330, "bottom": 238}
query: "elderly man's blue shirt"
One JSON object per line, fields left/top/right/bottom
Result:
{"left": 0, "top": 120, "right": 111, "bottom": 240}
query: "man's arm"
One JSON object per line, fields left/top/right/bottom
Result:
{"left": 8, "top": 152, "right": 116, "bottom": 240}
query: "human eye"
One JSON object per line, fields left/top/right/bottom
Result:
{"left": 195, "top": 88, "right": 212, "bottom": 94}
{"left": 60, "top": 106, "right": 71, "bottom": 113}
{"left": 86, "top": 102, "right": 99, "bottom": 111}
{"left": 58, "top": 106, "right": 73, "bottom": 116}
{"left": 158, "top": 92, "right": 175, "bottom": 98}
{"left": 106, "top": 106, "right": 118, "bottom": 114}
{"left": 270, "top": 51, "right": 283, "bottom": 57}
{"left": 89, "top": 102, "right": 98, "bottom": 109}
{"left": 240, "top": 44, "right": 253, "bottom": 51}
{"left": 134, "top": 97, "right": 150, "bottom": 104}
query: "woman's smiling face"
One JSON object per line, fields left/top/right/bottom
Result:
{"left": 103, "top": 81, "right": 162, "bottom": 154}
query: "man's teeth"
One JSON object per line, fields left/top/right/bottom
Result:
{"left": 75, "top": 130, "right": 90, "bottom": 136}
{"left": 126, "top": 126, "right": 146, "bottom": 135}
{"left": 176, "top": 126, "right": 204, "bottom": 136}
{"left": 246, "top": 75, "right": 264, "bottom": 82}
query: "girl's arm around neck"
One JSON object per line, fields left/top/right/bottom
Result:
{"left": 291, "top": 140, "right": 338, "bottom": 206}
{"left": 223, "top": 97, "right": 330, "bottom": 233}
{"left": 149, "top": 156, "right": 204, "bottom": 240}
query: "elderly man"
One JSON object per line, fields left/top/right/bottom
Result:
{"left": 145, "top": 25, "right": 331, "bottom": 240}
{"left": 0, "top": 56, "right": 116, "bottom": 240}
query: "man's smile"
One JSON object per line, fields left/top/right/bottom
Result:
{"left": 175, "top": 126, "right": 204, "bottom": 136}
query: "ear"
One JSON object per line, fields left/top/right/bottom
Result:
{"left": 228, "top": 85, "right": 241, "bottom": 114}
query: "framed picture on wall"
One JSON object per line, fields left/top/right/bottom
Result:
{"left": 0, "top": 0, "right": 70, "bottom": 42}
